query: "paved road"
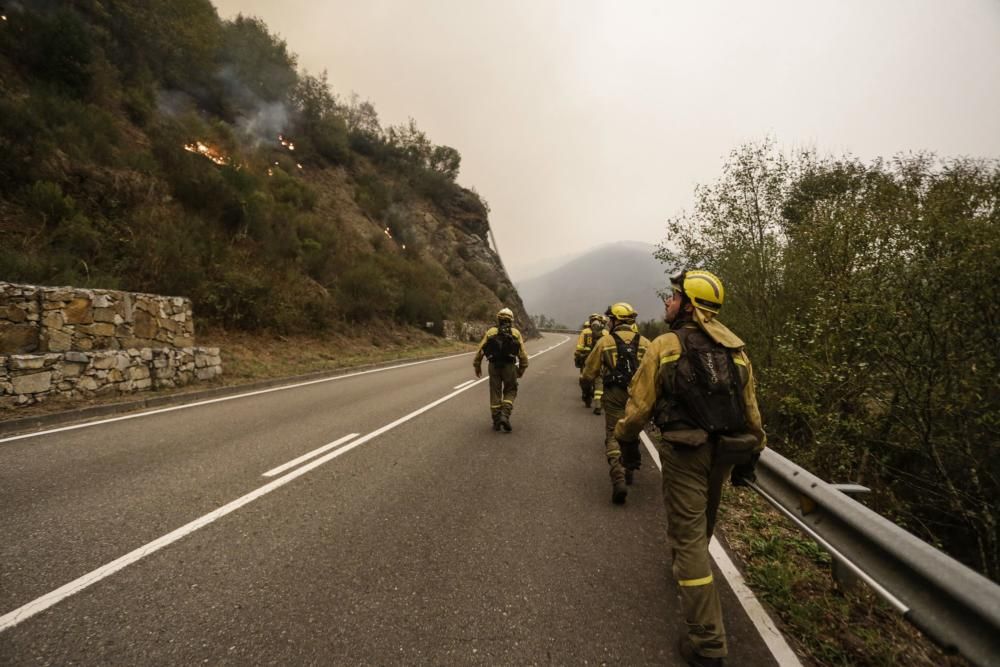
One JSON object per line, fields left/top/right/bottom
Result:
{"left": 0, "top": 334, "right": 784, "bottom": 665}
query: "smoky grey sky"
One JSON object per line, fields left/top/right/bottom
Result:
{"left": 213, "top": 0, "right": 1000, "bottom": 281}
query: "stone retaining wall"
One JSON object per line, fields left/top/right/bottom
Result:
{"left": 0, "top": 282, "right": 194, "bottom": 355}
{"left": 0, "top": 348, "right": 222, "bottom": 408}
{"left": 443, "top": 320, "right": 492, "bottom": 343}
{"left": 0, "top": 282, "right": 220, "bottom": 408}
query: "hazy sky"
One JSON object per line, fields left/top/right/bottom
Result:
{"left": 213, "top": 0, "right": 1000, "bottom": 281}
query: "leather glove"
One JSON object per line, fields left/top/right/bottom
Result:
{"left": 516, "top": 367, "right": 525, "bottom": 378}
{"left": 731, "top": 452, "right": 760, "bottom": 487}
{"left": 474, "top": 366, "right": 482, "bottom": 379}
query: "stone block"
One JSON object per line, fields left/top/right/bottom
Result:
{"left": 9, "top": 355, "right": 46, "bottom": 370}
{"left": 133, "top": 378, "right": 152, "bottom": 390}
{"left": 128, "top": 366, "right": 150, "bottom": 380}
{"left": 93, "top": 293, "right": 111, "bottom": 308}
{"left": 46, "top": 329, "right": 72, "bottom": 352}
{"left": 140, "top": 349, "right": 153, "bottom": 361}
{"left": 42, "top": 310, "right": 64, "bottom": 330}
{"left": 75, "top": 337, "right": 93, "bottom": 351}
{"left": 96, "top": 382, "right": 118, "bottom": 396}
{"left": 77, "top": 322, "right": 115, "bottom": 337}
{"left": 12, "top": 371, "right": 52, "bottom": 394}
{"left": 196, "top": 367, "right": 218, "bottom": 381}
{"left": 133, "top": 310, "right": 157, "bottom": 339}
{"left": 62, "top": 363, "right": 84, "bottom": 378}
{"left": 93, "top": 355, "right": 117, "bottom": 370}
{"left": 64, "top": 351, "right": 89, "bottom": 363}
{"left": 64, "top": 297, "right": 94, "bottom": 324}
{"left": 1, "top": 305, "right": 28, "bottom": 323}
{"left": 93, "top": 307, "right": 117, "bottom": 323}
{"left": 174, "top": 336, "right": 195, "bottom": 348}
{"left": 0, "top": 322, "right": 39, "bottom": 354}
{"left": 77, "top": 376, "right": 98, "bottom": 392}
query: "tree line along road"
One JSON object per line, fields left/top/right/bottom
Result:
{"left": 0, "top": 333, "right": 785, "bottom": 665}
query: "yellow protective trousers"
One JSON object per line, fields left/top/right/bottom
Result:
{"left": 659, "top": 438, "right": 734, "bottom": 659}
{"left": 601, "top": 385, "right": 638, "bottom": 484}
{"left": 488, "top": 361, "right": 518, "bottom": 420}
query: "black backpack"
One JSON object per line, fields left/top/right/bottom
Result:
{"left": 604, "top": 331, "right": 641, "bottom": 388}
{"left": 671, "top": 328, "right": 746, "bottom": 433}
{"left": 483, "top": 321, "right": 519, "bottom": 364}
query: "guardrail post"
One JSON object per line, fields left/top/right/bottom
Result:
{"left": 827, "top": 484, "right": 871, "bottom": 593}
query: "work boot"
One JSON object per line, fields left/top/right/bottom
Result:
{"left": 611, "top": 482, "right": 628, "bottom": 505}
{"left": 678, "top": 639, "right": 724, "bottom": 666}
{"left": 624, "top": 468, "right": 634, "bottom": 485}
{"left": 593, "top": 407, "right": 602, "bottom": 415}
{"left": 499, "top": 415, "right": 512, "bottom": 432}
{"left": 492, "top": 418, "right": 501, "bottom": 431}
{"left": 584, "top": 397, "right": 592, "bottom": 408}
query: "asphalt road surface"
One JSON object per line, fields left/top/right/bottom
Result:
{"left": 1, "top": 334, "right": 789, "bottom": 665}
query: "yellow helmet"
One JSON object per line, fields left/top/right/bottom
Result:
{"left": 607, "top": 302, "right": 637, "bottom": 322}
{"left": 497, "top": 307, "right": 514, "bottom": 322}
{"left": 670, "top": 269, "right": 724, "bottom": 314}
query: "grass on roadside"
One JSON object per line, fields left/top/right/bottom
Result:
{"left": 719, "top": 487, "right": 968, "bottom": 667}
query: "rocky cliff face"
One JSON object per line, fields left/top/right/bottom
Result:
{"left": 307, "top": 163, "right": 536, "bottom": 338}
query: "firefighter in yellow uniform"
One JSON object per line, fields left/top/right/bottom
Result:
{"left": 587, "top": 314, "right": 607, "bottom": 415}
{"left": 574, "top": 314, "right": 596, "bottom": 405}
{"left": 614, "top": 270, "right": 765, "bottom": 667}
{"left": 581, "top": 303, "right": 650, "bottom": 503}
{"left": 474, "top": 307, "right": 529, "bottom": 432}
{"left": 575, "top": 313, "right": 605, "bottom": 411}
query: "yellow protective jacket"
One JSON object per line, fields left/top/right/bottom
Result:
{"left": 580, "top": 324, "right": 650, "bottom": 386}
{"left": 474, "top": 326, "right": 529, "bottom": 373}
{"left": 614, "top": 319, "right": 765, "bottom": 449}
{"left": 576, "top": 327, "right": 594, "bottom": 355}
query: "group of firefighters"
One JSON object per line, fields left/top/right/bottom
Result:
{"left": 473, "top": 269, "right": 764, "bottom": 667}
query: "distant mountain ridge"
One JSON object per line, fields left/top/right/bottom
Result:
{"left": 516, "top": 241, "right": 671, "bottom": 328}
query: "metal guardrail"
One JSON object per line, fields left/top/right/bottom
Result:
{"left": 752, "top": 448, "right": 1000, "bottom": 666}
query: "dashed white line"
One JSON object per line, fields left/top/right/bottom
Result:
{"left": 639, "top": 432, "right": 802, "bottom": 667}
{"left": 262, "top": 433, "right": 359, "bottom": 477}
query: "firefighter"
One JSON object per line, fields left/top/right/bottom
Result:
{"left": 580, "top": 303, "right": 650, "bottom": 503}
{"left": 575, "top": 313, "right": 605, "bottom": 409}
{"left": 474, "top": 307, "right": 529, "bottom": 432}
{"left": 614, "top": 270, "right": 765, "bottom": 666}
{"left": 588, "top": 314, "right": 607, "bottom": 415}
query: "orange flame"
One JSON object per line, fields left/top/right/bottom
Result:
{"left": 278, "top": 134, "right": 296, "bottom": 151}
{"left": 183, "top": 141, "right": 229, "bottom": 166}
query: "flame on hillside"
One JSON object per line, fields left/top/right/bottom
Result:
{"left": 278, "top": 134, "right": 295, "bottom": 151}
{"left": 183, "top": 141, "right": 230, "bottom": 166}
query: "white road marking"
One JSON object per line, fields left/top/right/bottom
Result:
{"left": 0, "top": 351, "right": 474, "bottom": 445}
{"left": 639, "top": 432, "right": 802, "bottom": 667}
{"left": 262, "top": 433, "right": 359, "bottom": 477}
{"left": 528, "top": 335, "right": 570, "bottom": 359}
{"left": 0, "top": 336, "right": 569, "bottom": 633}
{"left": 453, "top": 379, "right": 476, "bottom": 390}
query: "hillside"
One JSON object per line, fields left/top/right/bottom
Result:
{"left": 516, "top": 241, "right": 671, "bottom": 327}
{"left": 0, "top": 2, "right": 534, "bottom": 337}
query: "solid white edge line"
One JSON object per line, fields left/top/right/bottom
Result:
{"left": 453, "top": 380, "right": 476, "bottom": 390}
{"left": 262, "top": 433, "right": 360, "bottom": 477}
{"left": 0, "top": 334, "right": 570, "bottom": 633}
{"left": 0, "top": 351, "right": 475, "bottom": 445}
{"left": 639, "top": 432, "right": 802, "bottom": 667}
